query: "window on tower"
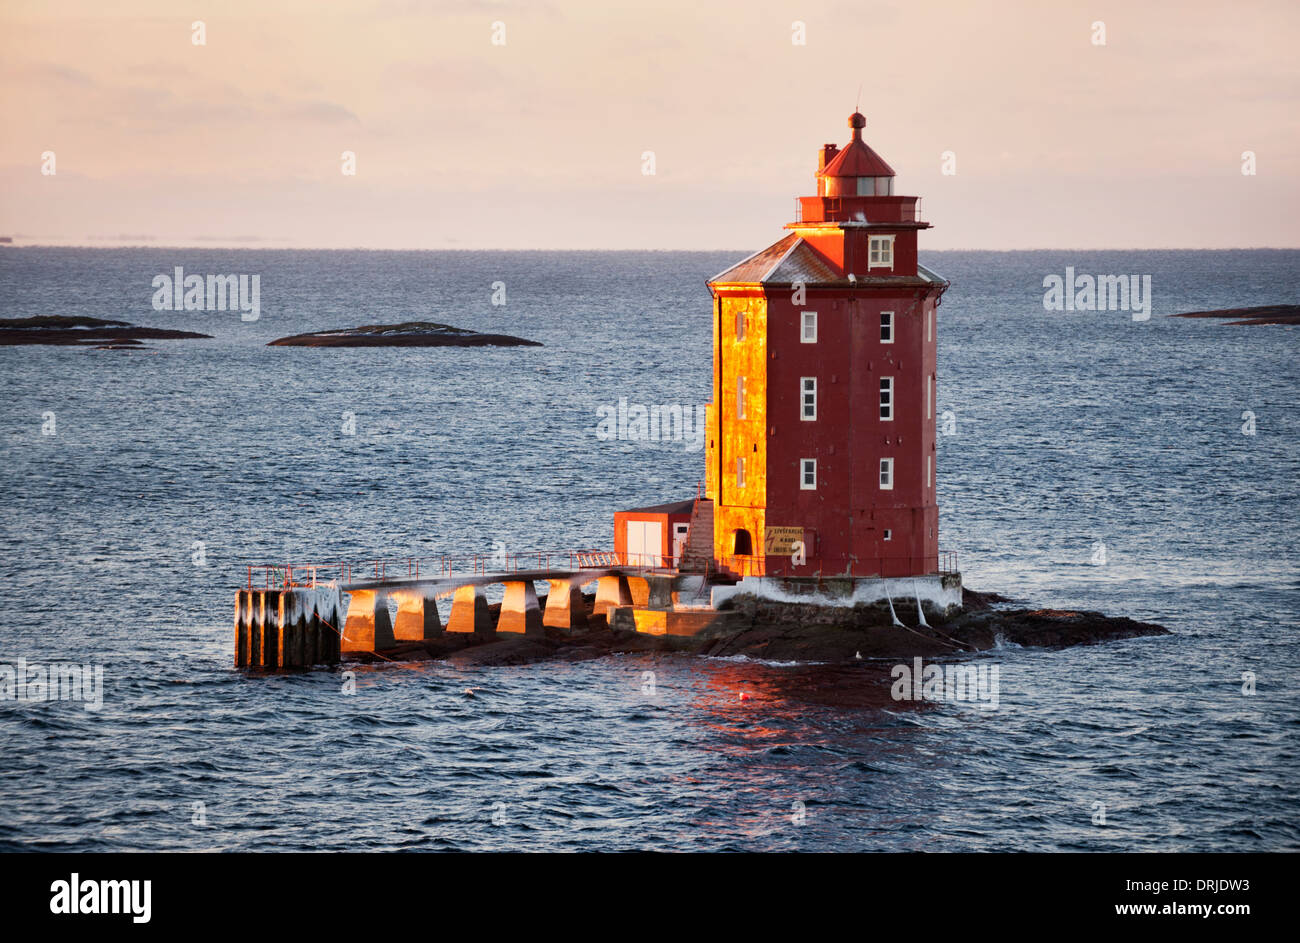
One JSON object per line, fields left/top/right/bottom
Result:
{"left": 855, "top": 177, "right": 893, "bottom": 196}
{"left": 801, "top": 311, "right": 817, "bottom": 343}
{"left": 737, "top": 375, "right": 746, "bottom": 419}
{"left": 736, "top": 309, "right": 745, "bottom": 341}
{"left": 879, "top": 458, "right": 894, "bottom": 490}
{"left": 879, "top": 377, "right": 894, "bottom": 421}
{"left": 800, "top": 458, "right": 816, "bottom": 490}
{"left": 880, "top": 311, "right": 894, "bottom": 343}
{"left": 868, "top": 235, "right": 894, "bottom": 270}
{"left": 801, "top": 377, "right": 817, "bottom": 421}
{"left": 736, "top": 456, "right": 745, "bottom": 488}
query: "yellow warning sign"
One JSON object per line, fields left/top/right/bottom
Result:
{"left": 763, "top": 527, "right": 803, "bottom": 555}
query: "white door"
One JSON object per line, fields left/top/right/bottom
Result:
{"left": 672, "top": 523, "right": 690, "bottom": 564}
{"left": 627, "top": 521, "right": 662, "bottom": 566}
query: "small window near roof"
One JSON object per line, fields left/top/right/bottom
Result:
{"left": 800, "top": 458, "right": 816, "bottom": 490}
{"left": 868, "top": 235, "right": 894, "bottom": 269}
{"left": 801, "top": 311, "right": 817, "bottom": 343}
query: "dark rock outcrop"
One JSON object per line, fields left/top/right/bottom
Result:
{"left": 1171, "top": 304, "right": 1300, "bottom": 326}
{"left": 344, "top": 590, "right": 1170, "bottom": 667}
{"left": 268, "top": 321, "right": 542, "bottom": 347}
{"left": 0, "top": 315, "right": 211, "bottom": 346}
{"left": 940, "top": 607, "right": 1169, "bottom": 651}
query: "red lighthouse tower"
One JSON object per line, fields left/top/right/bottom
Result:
{"left": 703, "top": 111, "right": 949, "bottom": 579}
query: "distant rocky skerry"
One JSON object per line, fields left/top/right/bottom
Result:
{"left": 1172, "top": 304, "right": 1300, "bottom": 326}
{"left": 268, "top": 321, "right": 542, "bottom": 347}
{"left": 347, "top": 588, "right": 1170, "bottom": 668}
{"left": 0, "top": 315, "right": 211, "bottom": 346}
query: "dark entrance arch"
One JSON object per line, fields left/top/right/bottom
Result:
{"left": 732, "top": 529, "right": 753, "bottom": 555}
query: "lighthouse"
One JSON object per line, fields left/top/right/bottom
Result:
{"left": 701, "top": 111, "right": 949, "bottom": 580}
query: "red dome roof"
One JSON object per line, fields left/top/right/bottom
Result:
{"left": 820, "top": 111, "right": 895, "bottom": 178}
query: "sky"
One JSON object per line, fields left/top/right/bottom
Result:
{"left": 1, "top": 0, "right": 1297, "bottom": 250}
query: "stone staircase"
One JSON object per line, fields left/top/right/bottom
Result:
{"left": 677, "top": 498, "right": 715, "bottom": 574}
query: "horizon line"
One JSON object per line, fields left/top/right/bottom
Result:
{"left": 4, "top": 242, "right": 1300, "bottom": 253}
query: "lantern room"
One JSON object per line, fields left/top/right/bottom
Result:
{"left": 817, "top": 111, "right": 896, "bottom": 197}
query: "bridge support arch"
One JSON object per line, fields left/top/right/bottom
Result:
{"left": 342, "top": 589, "right": 396, "bottom": 652}
{"left": 497, "top": 581, "right": 544, "bottom": 636}
{"left": 390, "top": 589, "right": 443, "bottom": 641}
{"left": 542, "top": 578, "right": 588, "bottom": 632}
{"left": 593, "top": 574, "right": 634, "bottom": 618}
{"left": 447, "top": 584, "right": 493, "bottom": 636}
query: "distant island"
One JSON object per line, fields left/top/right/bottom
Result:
{"left": 1172, "top": 304, "right": 1300, "bottom": 326}
{"left": 268, "top": 321, "right": 542, "bottom": 347}
{"left": 0, "top": 315, "right": 211, "bottom": 346}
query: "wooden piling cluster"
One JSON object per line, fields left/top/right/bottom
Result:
{"left": 234, "top": 586, "right": 343, "bottom": 668}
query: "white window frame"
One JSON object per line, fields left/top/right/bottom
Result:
{"left": 736, "top": 456, "right": 745, "bottom": 488}
{"left": 880, "top": 310, "right": 894, "bottom": 344}
{"left": 879, "top": 457, "right": 894, "bottom": 490}
{"left": 801, "top": 377, "right": 817, "bottom": 421}
{"left": 800, "top": 458, "right": 816, "bottom": 490}
{"left": 801, "top": 310, "right": 817, "bottom": 343}
{"left": 736, "top": 375, "right": 746, "bottom": 419}
{"left": 879, "top": 376, "right": 894, "bottom": 421}
{"left": 868, "top": 235, "right": 895, "bottom": 270}
{"left": 883, "top": 528, "right": 892, "bottom": 541}
{"left": 927, "top": 308, "right": 933, "bottom": 343}
{"left": 927, "top": 454, "right": 933, "bottom": 488}
{"left": 927, "top": 374, "right": 933, "bottom": 419}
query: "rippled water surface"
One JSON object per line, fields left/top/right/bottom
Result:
{"left": 0, "top": 248, "right": 1297, "bottom": 850}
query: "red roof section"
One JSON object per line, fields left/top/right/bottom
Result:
{"left": 709, "top": 234, "right": 843, "bottom": 286}
{"left": 821, "top": 142, "right": 895, "bottom": 177}
{"left": 820, "top": 111, "right": 895, "bottom": 178}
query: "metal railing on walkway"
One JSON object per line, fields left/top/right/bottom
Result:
{"left": 245, "top": 548, "right": 958, "bottom": 590}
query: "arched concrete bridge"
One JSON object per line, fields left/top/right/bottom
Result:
{"left": 235, "top": 554, "right": 678, "bottom": 668}
{"left": 337, "top": 565, "right": 674, "bottom": 652}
